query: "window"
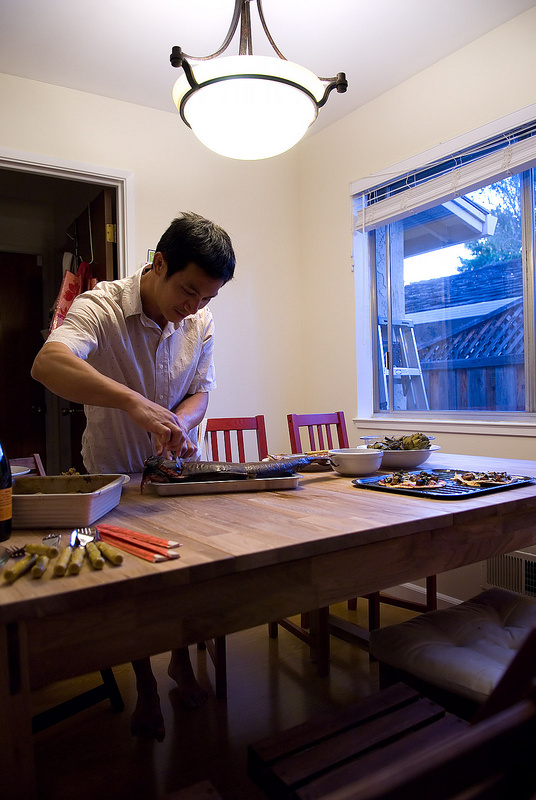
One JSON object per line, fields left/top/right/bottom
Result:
{"left": 353, "top": 120, "right": 536, "bottom": 417}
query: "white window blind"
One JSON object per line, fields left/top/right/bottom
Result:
{"left": 355, "top": 122, "right": 536, "bottom": 232}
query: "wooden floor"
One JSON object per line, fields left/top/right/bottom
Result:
{"left": 32, "top": 600, "right": 415, "bottom": 800}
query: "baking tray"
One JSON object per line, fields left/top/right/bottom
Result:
{"left": 12, "top": 474, "right": 129, "bottom": 528}
{"left": 151, "top": 473, "right": 301, "bottom": 496}
{"left": 353, "top": 469, "right": 535, "bottom": 499}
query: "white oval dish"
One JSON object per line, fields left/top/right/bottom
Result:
{"left": 11, "top": 465, "right": 31, "bottom": 477}
{"left": 328, "top": 448, "right": 383, "bottom": 476}
{"left": 357, "top": 444, "right": 441, "bottom": 469}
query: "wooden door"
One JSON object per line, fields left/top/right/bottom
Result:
{"left": 0, "top": 252, "right": 47, "bottom": 463}
{"left": 63, "top": 188, "right": 117, "bottom": 471}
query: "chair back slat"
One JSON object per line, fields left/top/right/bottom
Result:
{"left": 205, "top": 416, "right": 269, "bottom": 463}
{"left": 288, "top": 412, "right": 349, "bottom": 454}
{"left": 9, "top": 454, "right": 46, "bottom": 476}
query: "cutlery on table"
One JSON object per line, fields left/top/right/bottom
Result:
{"left": 67, "top": 529, "right": 85, "bottom": 575}
{"left": 95, "top": 523, "right": 181, "bottom": 562}
{"left": 3, "top": 533, "right": 61, "bottom": 580}
{"left": 30, "top": 534, "right": 61, "bottom": 579}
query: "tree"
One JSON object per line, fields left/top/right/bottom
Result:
{"left": 457, "top": 175, "right": 522, "bottom": 271}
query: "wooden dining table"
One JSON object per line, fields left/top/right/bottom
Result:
{"left": 2, "top": 451, "right": 536, "bottom": 798}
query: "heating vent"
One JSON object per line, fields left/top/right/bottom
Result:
{"left": 484, "top": 545, "right": 536, "bottom": 597}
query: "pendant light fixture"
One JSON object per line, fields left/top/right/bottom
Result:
{"left": 170, "top": 0, "right": 348, "bottom": 160}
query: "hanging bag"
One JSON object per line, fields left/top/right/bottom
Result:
{"left": 49, "top": 261, "right": 94, "bottom": 334}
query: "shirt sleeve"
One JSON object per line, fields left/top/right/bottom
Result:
{"left": 46, "top": 291, "right": 103, "bottom": 360}
{"left": 187, "top": 310, "right": 217, "bottom": 395}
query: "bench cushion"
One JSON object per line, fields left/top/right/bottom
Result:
{"left": 369, "top": 588, "right": 536, "bottom": 704}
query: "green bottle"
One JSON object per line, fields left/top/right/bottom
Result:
{"left": 0, "top": 442, "right": 12, "bottom": 541}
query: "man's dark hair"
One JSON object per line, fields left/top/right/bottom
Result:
{"left": 156, "top": 212, "right": 235, "bottom": 284}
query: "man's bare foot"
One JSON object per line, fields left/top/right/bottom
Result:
{"left": 168, "top": 647, "right": 208, "bottom": 709}
{"left": 130, "top": 689, "right": 165, "bottom": 741}
{"left": 131, "top": 657, "right": 165, "bottom": 740}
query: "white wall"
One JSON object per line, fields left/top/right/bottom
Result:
{"left": 0, "top": 71, "right": 305, "bottom": 454}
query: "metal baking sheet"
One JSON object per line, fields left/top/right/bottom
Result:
{"left": 353, "top": 469, "right": 535, "bottom": 499}
{"left": 151, "top": 473, "right": 301, "bottom": 496}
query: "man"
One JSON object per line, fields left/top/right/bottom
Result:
{"left": 32, "top": 212, "right": 236, "bottom": 739}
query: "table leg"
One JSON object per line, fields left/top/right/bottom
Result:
{"left": 0, "top": 621, "right": 36, "bottom": 799}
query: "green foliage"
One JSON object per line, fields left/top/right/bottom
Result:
{"left": 458, "top": 176, "right": 522, "bottom": 271}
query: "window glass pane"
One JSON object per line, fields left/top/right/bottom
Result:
{"left": 375, "top": 173, "right": 525, "bottom": 412}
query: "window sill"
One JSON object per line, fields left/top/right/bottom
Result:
{"left": 353, "top": 415, "right": 536, "bottom": 439}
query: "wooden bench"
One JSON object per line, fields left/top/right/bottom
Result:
{"left": 248, "top": 631, "right": 536, "bottom": 800}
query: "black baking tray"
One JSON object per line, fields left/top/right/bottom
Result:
{"left": 353, "top": 469, "right": 535, "bottom": 499}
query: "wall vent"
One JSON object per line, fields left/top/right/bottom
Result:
{"left": 484, "top": 545, "right": 536, "bottom": 597}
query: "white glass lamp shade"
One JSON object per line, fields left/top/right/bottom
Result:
{"left": 172, "top": 55, "right": 326, "bottom": 160}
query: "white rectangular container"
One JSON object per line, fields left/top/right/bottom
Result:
{"left": 12, "top": 474, "right": 128, "bottom": 528}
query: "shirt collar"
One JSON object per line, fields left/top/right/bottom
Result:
{"left": 123, "top": 267, "right": 187, "bottom": 334}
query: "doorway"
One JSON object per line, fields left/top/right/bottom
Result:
{"left": 0, "top": 157, "right": 133, "bottom": 472}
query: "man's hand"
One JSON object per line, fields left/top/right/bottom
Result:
{"left": 125, "top": 398, "right": 197, "bottom": 458}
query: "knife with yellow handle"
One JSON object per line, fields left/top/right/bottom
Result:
{"left": 54, "top": 545, "right": 74, "bottom": 576}
{"left": 3, "top": 553, "right": 37, "bottom": 582}
{"left": 65, "top": 529, "right": 85, "bottom": 575}
{"left": 85, "top": 541, "right": 105, "bottom": 569}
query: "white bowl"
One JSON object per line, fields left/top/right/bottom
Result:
{"left": 328, "top": 448, "right": 383, "bottom": 476}
{"left": 357, "top": 444, "right": 441, "bottom": 469}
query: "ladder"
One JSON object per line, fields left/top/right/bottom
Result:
{"left": 378, "top": 317, "right": 429, "bottom": 410}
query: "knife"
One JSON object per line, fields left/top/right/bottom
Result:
{"left": 54, "top": 530, "right": 77, "bottom": 576}
{"left": 67, "top": 530, "right": 86, "bottom": 575}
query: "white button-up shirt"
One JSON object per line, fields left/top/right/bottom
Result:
{"left": 48, "top": 268, "right": 216, "bottom": 473}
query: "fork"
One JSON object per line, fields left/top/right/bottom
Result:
{"left": 6, "top": 533, "right": 60, "bottom": 559}
{"left": 74, "top": 527, "right": 105, "bottom": 570}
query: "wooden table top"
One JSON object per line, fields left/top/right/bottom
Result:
{"left": 2, "top": 451, "right": 536, "bottom": 626}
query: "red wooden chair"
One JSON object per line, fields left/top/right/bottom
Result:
{"left": 204, "top": 415, "right": 269, "bottom": 462}
{"left": 287, "top": 411, "right": 349, "bottom": 453}
{"left": 199, "top": 414, "right": 269, "bottom": 699}
{"left": 271, "top": 412, "right": 437, "bottom": 670}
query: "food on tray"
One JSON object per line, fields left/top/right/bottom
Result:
{"left": 141, "top": 454, "right": 317, "bottom": 491}
{"left": 453, "top": 471, "right": 515, "bottom": 487}
{"left": 378, "top": 470, "right": 446, "bottom": 489}
{"left": 367, "top": 433, "right": 432, "bottom": 451}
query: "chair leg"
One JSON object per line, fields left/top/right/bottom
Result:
{"left": 425, "top": 575, "right": 438, "bottom": 611}
{"left": 367, "top": 592, "right": 381, "bottom": 630}
{"left": 32, "top": 667, "right": 124, "bottom": 734}
{"left": 203, "top": 637, "right": 227, "bottom": 699}
{"left": 100, "top": 667, "right": 125, "bottom": 711}
{"left": 268, "top": 621, "right": 279, "bottom": 638}
{"left": 309, "top": 607, "right": 330, "bottom": 677}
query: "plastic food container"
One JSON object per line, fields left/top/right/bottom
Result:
{"left": 12, "top": 474, "right": 129, "bottom": 529}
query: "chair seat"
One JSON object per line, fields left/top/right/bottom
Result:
{"left": 369, "top": 588, "right": 536, "bottom": 705}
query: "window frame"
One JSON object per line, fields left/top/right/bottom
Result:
{"left": 351, "top": 104, "right": 536, "bottom": 435}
